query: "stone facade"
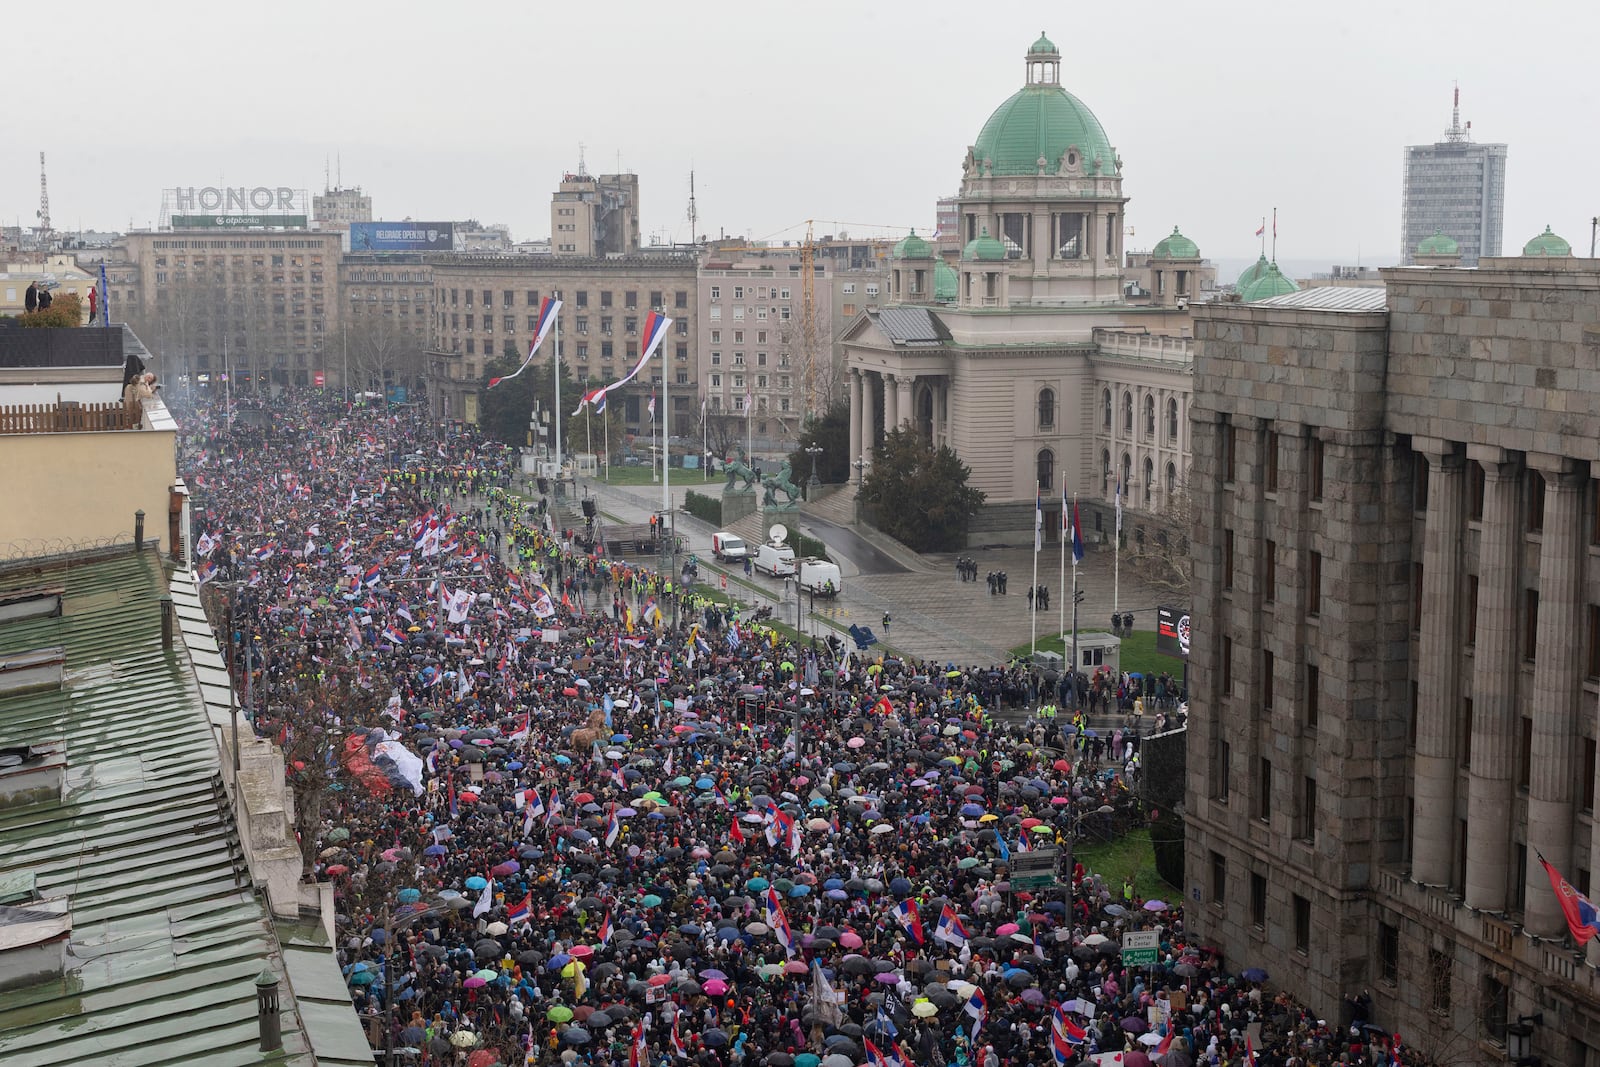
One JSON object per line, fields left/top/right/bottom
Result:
{"left": 1186, "top": 259, "right": 1600, "bottom": 1066}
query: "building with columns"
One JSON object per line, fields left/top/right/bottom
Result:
{"left": 1185, "top": 242, "right": 1600, "bottom": 1065}
{"left": 840, "top": 34, "right": 1201, "bottom": 541}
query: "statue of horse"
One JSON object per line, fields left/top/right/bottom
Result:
{"left": 724, "top": 448, "right": 760, "bottom": 492}
{"left": 761, "top": 461, "right": 801, "bottom": 507}
{"left": 569, "top": 708, "right": 607, "bottom": 750}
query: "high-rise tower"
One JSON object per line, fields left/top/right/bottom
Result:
{"left": 1401, "top": 87, "right": 1507, "bottom": 266}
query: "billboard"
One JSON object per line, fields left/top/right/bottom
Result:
{"left": 162, "top": 186, "right": 309, "bottom": 228}
{"left": 1156, "top": 605, "right": 1190, "bottom": 659}
{"left": 350, "top": 222, "right": 455, "bottom": 252}
{"left": 171, "top": 214, "right": 308, "bottom": 229}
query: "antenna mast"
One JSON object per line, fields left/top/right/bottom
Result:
{"left": 1444, "top": 83, "right": 1468, "bottom": 143}
{"left": 37, "top": 152, "right": 52, "bottom": 250}
{"left": 686, "top": 171, "right": 698, "bottom": 245}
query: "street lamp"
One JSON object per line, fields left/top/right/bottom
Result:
{"left": 804, "top": 445, "right": 823, "bottom": 499}
{"left": 1506, "top": 1012, "right": 1542, "bottom": 1066}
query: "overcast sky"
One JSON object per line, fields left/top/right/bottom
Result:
{"left": 10, "top": 0, "right": 1598, "bottom": 267}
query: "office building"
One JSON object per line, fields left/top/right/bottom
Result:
{"left": 1185, "top": 233, "right": 1600, "bottom": 1065}
{"left": 551, "top": 171, "right": 640, "bottom": 258}
{"left": 1401, "top": 89, "right": 1506, "bottom": 266}
{"left": 312, "top": 184, "right": 373, "bottom": 236}
{"left": 338, "top": 253, "right": 434, "bottom": 398}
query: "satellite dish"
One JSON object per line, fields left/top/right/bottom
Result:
{"left": 768, "top": 523, "right": 789, "bottom": 545}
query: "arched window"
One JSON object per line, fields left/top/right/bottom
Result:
{"left": 1121, "top": 452, "right": 1132, "bottom": 492}
{"left": 1144, "top": 394, "right": 1156, "bottom": 437}
{"left": 1167, "top": 397, "right": 1180, "bottom": 441}
{"left": 1144, "top": 457, "right": 1154, "bottom": 503}
{"left": 1101, "top": 449, "right": 1111, "bottom": 487}
{"left": 1037, "top": 387, "right": 1056, "bottom": 429}
{"left": 1036, "top": 448, "right": 1055, "bottom": 491}
{"left": 1166, "top": 461, "right": 1177, "bottom": 495}
{"left": 1102, "top": 389, "right": 1112, "bottom": 430}
{"left": 1122, "top": 391, "right": 1133, "bottom": 434}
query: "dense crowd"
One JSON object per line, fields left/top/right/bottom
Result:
{"left": 182, "top": 393, "right": 1404, "bottom": 1067}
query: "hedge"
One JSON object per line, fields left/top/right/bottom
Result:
{"left": 683, "top": 491, "right": 722, "bottom": 526}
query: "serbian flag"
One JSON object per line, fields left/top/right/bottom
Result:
{"left": 935, "top": 903, "right": 970, "bottom": 949}
{"left": 488, "top": 296, "right": 562, "bottom": 387}
{"left": 864, "top": 1038, "right": 898, "bottom": 1067}
{"left": 893, "top": 899, "right": 925, "bottom": 944}
{"left": 507, "top": 892, "right": 532, "bottom": 925}
{"left": 1155, "top": 1024, "right": 1176, "bottom": 1058}
{"left": 572, "top": 381, "right": 608, "bottom": 415}
{"left": 1541, "top": 853, "right": 1600, "bottom": 944}
{"left": 1071, "top": 498, "right": 1085, "bottom": 563}
{"left": 545, "top": 790, "right": 563, "bottom": 827}
{"left": 362, "top": 562, "right": 382, "bottom": 588}
{"left": 1053, "top": 1006, "right": 1086, "bottom": 1064}
{"left": 764, "top": 887, "right": 796, "bottom": 956}
{"left": 730, "top": 817, "right": 746, "bottom": 846}
{"left": 598, "top": 910, "right": 614, "bottom": 946}
{"left": 629, "top": 1023, "right": 648, "bottom": 1067}
{"left": 604, "top": 810, "right": 621, "bottom": 847}
{"left": 670, "top": 1014, "right": 687, "bottom": 1059}
{"left": 1254, "top": 219, "right": 1266, "bottom": 238}
{"left": 964, "top": 987, "right": 986, "bottom": 1042}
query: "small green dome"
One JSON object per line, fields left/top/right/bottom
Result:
{"left": 1416, "top": 230, "right": 1459, "bottom": 256}
{"left": 934, "top": 260, "right": 958, "bottom": 302}
{"left": 1151, "top": 226, "right": 1200, "bottom": 260}
{"left": 1523, "top": 225, "right": 1572, "bottom": 257}
{"left": 1238, "top": 262, "right": 1299, "bottom": 303}
{"left": 1235, "top": 254, "right": 1271, "bottom": 290}
{"left": 962, "top": 227, "right": 1007, "bottom": 262}
{"left": 1028, "top": 31, "right": 1058, "bottom": 55}
{"left": 892, "top": 229, "right": 932, "bottom": 260}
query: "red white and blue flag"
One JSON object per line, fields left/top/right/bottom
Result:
{"left": 545, "top": 790, "right": 563, "bottom": 827}
{"left": 669, "top": 1013, "right": 687, "bottom": 1059}
{"left": 1052, "top": 1005, "right": 1086, "bottom": 1063}
{"left": 629, "top": 1023, "right": 647, "bottom": 1067}
{"left": 863, "top": 1038, "right": 901, "bottom": 1067}
{"left": 1541, "top": 853, "right": 1600, "bottom": 944}
{"left": 598, "top": 910, "right": 614, "bottom": 946}
{"left": 488, "top": 297, "right": 563, "bottom": 388}
{"left": 1071, "top": 498, "right": 1085, "bottom": 564}
{"left": 934, "top": 903, "right": 970, "bottom": 949}
{"left": 964, "top": 987, "right": 986, "bottom": 1042}
{"left": 764, "top": 887, "right": 796, "bottom": 956}
{"left": 507, "top": 892, "right": 532, "bottom": 925}
{"left": 574, "top": 311, "right": 674, "bottom": 414}
{"left": 604, "top": 809, "right": 621, "bottom": 847}
{"left": 893, "top": 899, "right": 925, "bottom": 944}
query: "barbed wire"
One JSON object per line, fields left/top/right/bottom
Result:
{"left": 0, "top": 533, "right": 153, "bottom": 566}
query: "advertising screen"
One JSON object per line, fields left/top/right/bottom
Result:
{"left": 1156, "top": 605, "right": 1190, "bottom": 659}
{"left": 350, "top": 222, "right": 455, "bottom": 252}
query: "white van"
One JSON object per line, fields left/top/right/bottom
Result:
{"left": 711, "top": 532, "right": 748, "bottom": 561}
{"left": 796, "top": 558, "right": 841, "bottom": 597}
{"left": 753, "top": 541, "right": 796, "bottom": 576}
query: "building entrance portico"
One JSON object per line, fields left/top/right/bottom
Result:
{"left": 848, "top": 366, "right": 953, "bottom": 482}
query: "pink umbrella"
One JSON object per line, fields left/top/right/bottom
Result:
{"left": 703, "top": 978, "right": 728, "bottom": 996}
{"left": 463, "top": 976, "right": 487, "bottom": 988}
{"left": 995, "top": 922, "right": 1020, "bottom": 936}
{"left": 847, "top": 737, "right": 866, "bottom": 749}
{"left": 569, "top": 944, "right": 595, "bottom": 959}
{"left": 839, "top": 931, "right": 864, "bottom": 949}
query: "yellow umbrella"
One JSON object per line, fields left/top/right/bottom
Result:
{"left": 978, "top": 814, "right": 999, "bottom": 824}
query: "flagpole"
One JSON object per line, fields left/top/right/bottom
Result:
{"left": 1030, "top": 491, "right": 1040, "bottom": 656}
{"left": 553, "top": 307, "right": 563, "bottom": 479}
{"left": 1059, "top": 478, "right": 1066, "bottom": 650}
{"left": 1071, "top": 493, "right": 1080, "bottom": 709}
{"left": 1114, "top": 479, "right": 1121, "bottom": 617}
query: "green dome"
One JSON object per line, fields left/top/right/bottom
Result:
{"left": 1523, "top": 225, "right": 1572, "bottom": 257}
{"left": 892, "top": 229, "right": 933, "bottom": 260}
{"left": 1151, "top": 226, "right": 1200, "bottom": 259}
{"left": 1235, "top": 254, "right": 1271, "bottom": 290}
{"left": 1238, "top": 262, "right": 1299, "bottom": 303}
{"left": 1028, "top": 31, "right": 1058, "bottom": 55}
{"left": 934, "top": 260, "right": 958, "bottom": 302}
{"left": 962, "top": 227, "right": 1007, "bottom": 262}
{"left": 1416, "top": 230, "right": 1459, "bottom": 256}
{"left": 971, "top": 42, "right": 1114, "bottom": 178}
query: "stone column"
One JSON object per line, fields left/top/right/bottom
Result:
{"left": 861, "top": 372, "right": 879, "bottom": 466}
{"left": 1525, "top": 458, "right": 1587, "bottom": 936}
{"left": 896, "top": 376, "right": 915, "bottom": 433}
{"left": 848, "top": 370, "right": 863, "bottom": 484}
{"left": 1411, "top": 442, "right": 1463, "bottom": 886}
{"left": 882, "top": 374, "right": 897, "bottom": 434}
{"left": 1466, "top": 450, "right": 1521, "bottom": 912}
{"left": 931, "top": 379, "right": 945, "bottom": 448}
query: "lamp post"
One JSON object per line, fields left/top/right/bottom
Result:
{"left": 1505, "top": 1012, "right": 1543, "bottom": 1066}
{"left": 804, "top": 445, "right": 823, "bottom": 500}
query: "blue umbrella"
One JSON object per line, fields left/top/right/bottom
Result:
{"left": 715, "top": 927, "right": 740, "bottom": 942}
{"left": 397, "top": 888, "right": 421, "bottom": 904}
{"left": 464, "top": 876, "right": 488, "bottom": 891}
{"left": 826, "top": 889, "right": 848, "bottom": 901}
{"left": 555, "top": 754, "right": 571, "bottom": 765}
{"left": 889, "top": 877, "right": 913, "bottom": 897}
{"left": 612, "top": 734, "right": 629, "bottom": 743}
{"left": 548, "top": 953, "right": 571, "bottom": 971}
{"left": 960, "top": 803, "right": 985, "bottom": 817}
{"left": 747, "top": 877, "right": 770, "bottom": 891}
{"left": 788, "top": 884, "right": 811, "bottom": 898}
{"left": 696, "top": 777, "right": 715, "bottom": 789}
{"left": 370, "top": 928, "right": 388, "bottom": 945}
{"left": 423, "top": 845, "right": 448, "bottom": 857}
{"left": 823, "top": 878, "right": 844, "bottom": 891}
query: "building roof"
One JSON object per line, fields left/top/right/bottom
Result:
{"left": 1151, "top": 227, "right": 1200, "bottom": 260}
{"left": 962, "top": 227, "right": 1007, "bottom": 262}
{"left": 1237, "top": 262, "right": 1300, "bottom": 303}
{"left": 1522, "top": 225, "right": 1572, "bottom": 256}
{"left": 1028, "top": 31, "right": 1059, "bottom": 55}
{"left": 1416, "top": 230, "right": 1459, "bottom": 255}
{"left": 0, "top": 548, "right": 368, "bottom": 1067}
{"left": 1253, "top": 286, "right": 1387, "bottom": 312}
{"left": 971, "top": 43, "right": 1114, "bottom": 177}
{"left": 934, "top": 260, "right": 958, "bottom": 302}
{"left": 871, "top": 307, "right": 951, "bottom": 347}
{"left": 891, "top": 229, "right": 933, "bottom": 261}
{"left": 1235, "top": 254, "right": 1270, "bottom": 290}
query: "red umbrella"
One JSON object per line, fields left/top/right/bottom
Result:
{"left": 325, "top": 864, "right": 349, "bottom": 876}
{"left": 574, "top": 792, "right": 595, "bottom": 804}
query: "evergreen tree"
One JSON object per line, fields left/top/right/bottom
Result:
{"left": 858, "top": 428, "right": 986, "bottom": 552}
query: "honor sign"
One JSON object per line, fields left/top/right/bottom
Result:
{"left": 163, "top": 186, "right": 310, "bottom": 229}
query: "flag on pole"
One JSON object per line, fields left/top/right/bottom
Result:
{"left": 934, "top": 903, "right": 970, "bottom": 949}
{"left": 765, "top": 887, "right": 796, "bottom": 956}
{"left": 893, "top": 899, "right": 925, "bottom": 944}
{"left": 545, "top": 789, "right": 563, "bottom": 827}
{"left": 1540, "top": 853, "right": 1600, "bottom": 944}
{"left": 995, "top": 835, "right": 1010, "bottom": 864}
{"left": 488, "top": 297, "right": 563, "bottom": 387}
{"left": 647, "top": 390, "right": 657, "bottom": 422}
{"left": 605, "top": 810, "right": 621, "bottom": 847}
{"left": 1071, "top": 500, "right": 1085, "bottom": 564}
{"left": 598, "top": 910, "right": 614, "bottom": 946}
{"left": 1034, "top": 488, "right": 1043, "bottom": 552}
{"left": 670, "top": 1014, "right": 687, "bottom": 1059}
{"left": 964, "top": 987, "right": 987, "bottom": 1042}
{"left": 507, "top": 892, "right": 532, "bottom": 925}
{"left": 1115, "top": 479, "right": 1123, "bottom": 535}
{"left": 472, "top": 876, "right": 494, "bottom": 918}
{"left": 629, "top": 1023, "right": 648, "bottom": 1067}
{"left": 1254, "top": 220, "right": 1265, "bottom": 238}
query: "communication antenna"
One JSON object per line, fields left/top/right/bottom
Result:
{"left": 768, "top": 523, "right": 789, "bottom": 546}
{"left": 686, "top": 171, "right": 699, "bottom": 245}
{"left": 578, "top": 143, "right": 587, "bottom": 177}
{"left": 37, "top": 152, "right": 52, "bottom": 247}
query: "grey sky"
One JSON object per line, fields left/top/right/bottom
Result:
{"left": 11, "top": 0, "right": 1599, "bottom": 265}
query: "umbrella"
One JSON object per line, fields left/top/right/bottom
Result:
{"left": 559, "top": 1028, "right": 590, "bottom": 1045}
{"left": 912, "top": 1000, "right": 938, "bottom": 1018}
{"left": 451, "top": 1031, "right": 479, "bottom": 1048}
{"left": 1144, "top": 899, "right": 1170, "bottom": 912}
{"left": 1240, "top": 967, "right": 1269, "bottom": 982}
{"left": 703, "top": 1029, "right": 730, "bottom": 1048}
{"left": 464, "top": 876, "right": 488, "bottom": 891}
{"left": 1122, "top": 1017, "right": 1148, "bottom": 1034}
{"left": 704, "top": 978, "right": 728, "bottom": 996}
{"left": 767, "top": 1055, "right": 796, "bottom": 1067}
{"left": 585, "top": 1011, "right": 613, "bottom": 1028}
{"left": 547, "top": 1005, "right": 574, "bottom": 1022}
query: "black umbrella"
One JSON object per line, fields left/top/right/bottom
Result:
{"left": 702, "top": 1029, "right": 729, "bottom": 1047}
{"left": 586, "top": 1011, "right": 613, "bottom": 1028}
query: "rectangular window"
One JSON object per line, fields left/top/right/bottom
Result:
{"left": 1309, "top": 436, "right": 1325, "bottom": 501}
{"left": 675, "top": 290, "right": 688, "bottom": 308}
{"left": 1414, "top": 454, "right": 1430, "bottom": 513}
{"left": 1300, "top": 776, "right": 1316, "bottom": 841}
{"left": 575, "top": 290, "right": 588, "bottom": 307}
{"left": 1222, "top": 636, "right": 1233, "bottom": 694}
{"left": 1585, "top": 738, "right": 1597, "bottom": 812}
{"left": 1467, "top": 576, "right": 1480, "bottom": 646}
{"left": 1413, "top": 562, "right": 1425, "bottom": 632}
{"left": 1481, "top": 976, "right": 1509, "bottom": 1045}
{"left": 1378, "top": 922, "right": 1399, "bottom": 983}
{"left": 1589, "top": 604, "right": 1600, "bottom": 678}
{"left": 1258, "top": 757, "right": 1272, "bottom": 821}
{"left": 1528, "top": 470, "right": 1546, "bottom": 532}
{"left": 1469, "top": 461, "right": 1485, "bottom": 520}
{"left": 1265, "top": 429, "right": 1280, "bottom": 490}
{"left": 1250, "top": 872, "right": 1267, "bottom": 928}
{"left": 1215, "top": 739, "right": 1231, "bottom": 801}
{"left": 1519, "top": 715, "right": 1533, "bottom": 789}
{"left": 1223, "top": 421, "right": 1237, "bottom": 483}
{"left": 1263, "top": 540, "right": 1276, "bottom": 602}
{"left": 1293, "top": 894, "right": 1310, "bottom": 954}
{"left": 1525, "top": 589, "right": 1540, "bottom": 661}
{"left": 600, "top": 291, "right": 613, "bottom": 308}
{"left": 1210, "top": 851, "right": 1227, "bottom": 906}
{"left": 1428, "top": 949, "right": 1452, "bottom": 1014}
{"left": 1461, "top": 698, "right": 1473, "bottom": 768}
{"left": 1307, "top": 551, "right": 1322, "bottom": 616}
{"left": 1262, "top": 650, "right": 1274, "bottom": 710}
{"left": 625, "top": 291, "right": 638, "bottom": 308}
{"left": 1514, "top": 843, "right": 1528, "bottom": 913}
{"left": 527, "top": 290, "right": 538, "bottom": 305}
{"left": 710, "top": 286, "right": 720, "bottom": 301}
{"left": 1224, "top": 529, "right": 1236, "bottom": 589}
{"left": 576, "top": 342, "right": 588, "bottom": 359}
{"left": 1306, "top": 663, "right": 1320, "bottom": 728}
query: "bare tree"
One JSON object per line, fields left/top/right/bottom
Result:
{"left": 346, "top": 310, "right": 424, "bottom": 396}
{"left": 1121, "top": 472, "right": 1195, "bottom": 602}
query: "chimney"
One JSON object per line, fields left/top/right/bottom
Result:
{"left": 255, "top": 968, "right": 282, "bottom": 1051}
{"left": 160, "top": 598, "right": 174, "bottom": 653}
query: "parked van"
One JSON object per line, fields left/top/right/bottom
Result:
{"left": 753, "top": 541, "right": 797, "bottom": 576}
{"left": 711, "top": 532, "right": 748, "bottom": 561}
{"left": 796, "top": 559, "right": 841, "bottom": 597}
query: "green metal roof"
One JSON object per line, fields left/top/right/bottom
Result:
{"left": 1028, "top": 32, "right": 1058, "bottom": 55}
{"left": 0, "top": 549, "right": 368, "bottom": 1067}
{"left": 934, "top": 260, "right": 958, "bottom": 302}
{"left": 891, "top": 229, "right": 933, "bottom": 260}
{"left": 1416, "top": 229, "right": 1459, "bottom": 256}
{"left": 1235, "top": 254, "right": 1271, "bottom": 290}
{"left": 962, "top": 227, "right": 1007, "bottom": 262}
{"left": 971, "top": 76, "right": 1114, "bottom": 177}
{"left": 1522, "top": 225, "right": 1572, "bottom": 256}
{"left": 1151, "top": 226, "right": 1200, "bottom": 259}
{"left": 1238, "top": 262, "right": 1300, "bottom": 303}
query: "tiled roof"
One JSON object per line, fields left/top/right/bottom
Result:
{"left": 873, "top": 307, "right": 951, "bottom": 347}
{"left": 0, "top": 549, "right": 367, "bottom": 1066}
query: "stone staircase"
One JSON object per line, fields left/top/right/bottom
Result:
{"left": 803, "top": 482, "right": 859, "bottom": 525}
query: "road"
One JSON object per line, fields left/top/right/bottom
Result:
{"left": 794, "top": 513, "right": 908, "bottom": 576}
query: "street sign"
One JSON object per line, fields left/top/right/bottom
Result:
{"left": 1009, "top": 848, "right": 1059, "bottom": 891}
{"left": 1121, "top": 930, "right": 1158, "bottom": 966}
